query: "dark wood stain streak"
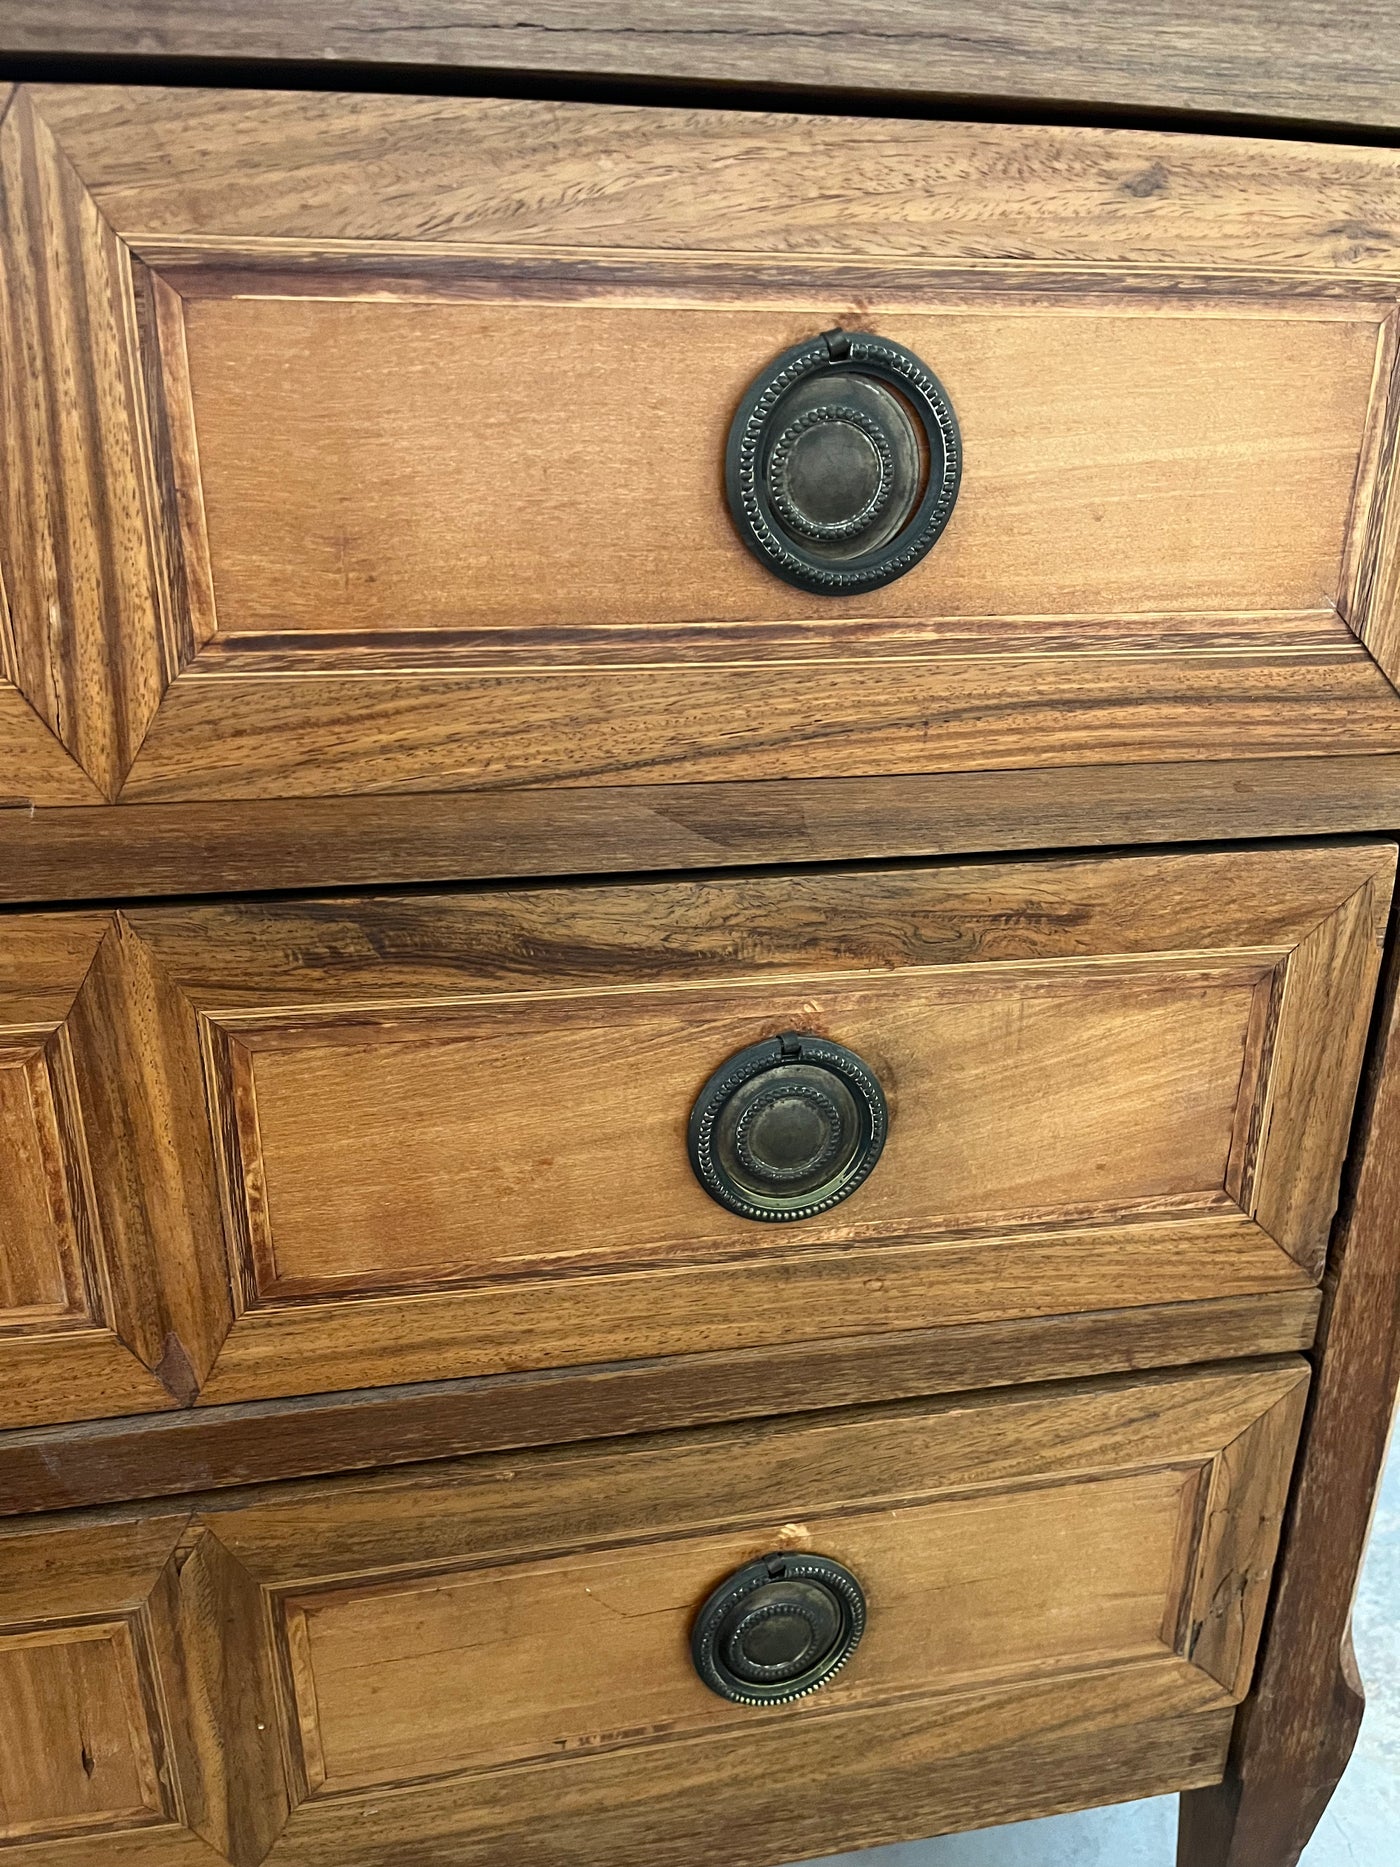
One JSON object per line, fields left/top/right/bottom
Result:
{"left": 143, "top": 252, "right": 1400, "bottom": 305}
{"left": 114, "top": 657, "right": 1400, "bottom": 805}
{"left": 127, "top": 262, "right": 199, "bottom": 681}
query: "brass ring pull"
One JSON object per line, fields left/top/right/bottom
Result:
{"left": 725, "top": 329, "right": 961, "bottom": 595}
{"left": 687, "top": 1032, "right": 887, "bottom": 1222}
{"left": 691, "top": 1552, "right": 867, "bottom": 1705}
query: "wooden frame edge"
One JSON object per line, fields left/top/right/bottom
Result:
{"left": 0, "top": 1292, "right": 1319, "bottom": 1515}
{"left": 4, "top": 756, "right": 1400, "bottom": 904}
{"left": 1178, "top": 891, "right": 1400, "bottom": 1866}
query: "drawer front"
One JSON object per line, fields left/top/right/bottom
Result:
{"left": 0, "top": 842, "right": 1387, "bottom": 1427}
{"left": 0, "top": 1362, "right": 1307, "bottom": 1866}
{"left": 5, "top": 86, "right": 1400, "bottom": 806}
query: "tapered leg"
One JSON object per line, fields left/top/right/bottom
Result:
{"left": 1177, "top": 1633, "right": 1365, "bottom": 1866}
{"left": 1178, "top": 931, "right": 1400, "bottom": 1867}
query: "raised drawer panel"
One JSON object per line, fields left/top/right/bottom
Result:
{"left": 188, "top": 304, "right": 1373, "bottom": 635}
{"left": 5, "top": 87, "right": 1400, "bottom": 806}
{"left": 0, "top": 1361, "right": 1308, "bottom": 1866}
{"left": 0, "top": 1622, "right": 167, "bottom": 1845}
{"left": 242, "top": 968, "right": 1253, "bottom": 1291}
{"left": 0, "top": 842, "right": 1386, "bottom": 1427}
{"left": 290, "top": 1465, "right": 1195, "bottom": 1789}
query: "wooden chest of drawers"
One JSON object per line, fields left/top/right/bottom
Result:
{"left": 3, "top": 17, "right": 1400, "bottom": 1867}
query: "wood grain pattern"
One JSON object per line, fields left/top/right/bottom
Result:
{"left": 0, "top": 909, "right": 109, "bottom": 1021}
{"left": 0, "top": 1041, "right": 92, "bottom": 1327}
{"left": 195, "top": 1220, "right": 1311, "bottom": 1410}
{"left": 149, "top": 1530, "right": 290, "bottom": 1867}
{"left": 0, "top": 913, "right": 211, "bottom": 1426}
{"left": 0, "top": 48, "right": 1392, "bottom": 1867}
{"left": 0, "top": 1512, "right": 183, "bottom": 1853}
{"left": 0, "top": 1511, "right": 184, "bottom": 1624}
{"left": 1182, "top": 1379, "right": 1312, "bottom": 1699}
{"left": 1238, "top": 867, "right": 1390, "bottom": 1270}
{"left": 0, "top": 1513, "right": 232, "bottom": 1866}
{"left": 113, "top": 844, "right": 1399, "bottom": 1002}
{"left": 1179, "top": 906, "right": 1400, "bottom": 1864}
{"left": 223, "top": 1363, "right": 1298, "bottom": 1852}
{"left": 0, "top": 844, "right": 1380, "bottom": 1427}
{"left": 60, "top": 916, "right": 232, "bottom": 1400}
{"left": 0, "top": 89, "right": 177, "bottom": 800}
{"left": 1, "top": 755, "right": 1400, "bottom": 905}
{"left": 1340, "top": 310, "right": 1400, "bottom": 684}
{"left": 0, "top": 1623, "right": 166, "bottom": 1842}
{"left": 117, "top": 650, "right": 1400, "bottom": 803}
{"left": 0, "top": 1291, "right": 1322, "bottom": 1516}
{"left": 10, "top": 3, "right": 1400, "bottom": 137}
{"left": 285, "top": 1468, "right": 1201, "bottom": 1786}
{"left": 6, "top": 85, "right": 1400, "bottom": 805}
{"left": 109, "top": 263, "right": 1400, "bottom": 803}
{"left": 147, "top": 842, "right": 1382, "bottom": 1389}
{"left": 3, "top": 1332, "right": 180, "bottom": 1433}
{"left": 110, "top": 288, "right": 1398, "bottom": 800}
{"left": 230, "top": 969, "right": 1265, "bottom": 1296}
{"left": 1360, "top": 377, "right": 1400, "bottom": 685}
{"left": 0, "top": 689, "right": 105, "bottom": 807}
{"left": 0, "top": 1834, "right": 225, "bottom": 1867}
{"left": 0, "top": 1362, "right": 1308, "bottom": 1866}
{"left": 29, "top": 86, "right": 1400, "bottom": 275}
{"left": 274, "top": 1675, "right": 1231, "bottom": 1867}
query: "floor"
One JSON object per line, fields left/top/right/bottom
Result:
{"left": 792, "top": 1431, "right": 1400, "bottom": 1867}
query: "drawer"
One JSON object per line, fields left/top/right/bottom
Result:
{"left": 5, "top": 86, "right": 1400, "bottom": 807}
{"left": 0, "top": 841, "right": 1388, "bottom": 1428}
{"left": 0, "top": 1361, "right": 1307, "bottom": 1866}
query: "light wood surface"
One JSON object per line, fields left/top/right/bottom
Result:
{"left": 185, "top": 300, "right": 1376, "bottom": 630}
{"left": 0, "top": 1043, "right": 89, "bottom": 1323}
{"left": 290, "top": 1469, "right": 1197, "bottom": 1787}
{"left": 0, "top": 1363, "right": 1307, "bottom": 1864}
{"left": 0, "top": 63, "right": 1396, "bottom": 1867}
{"left": 0, "top": 691, "right": 104, "bottom": 807}
{"left": 0, "top": 844, "right": 1385, "bottom": 1428}
{"left": 8, "top": 3, "right": 1400, "bottom": 137}
{"left": 0, "top": 1623, "right": 167, "bottom": 1844}
{"left": 237, "top": 970, "right": 1262, "bottom": 1291}
{"left": 6, "top": 86, "right": 1400, "bottom": 805}
{"left": 31, "top": 86, "right": 1400, "bottom": 272}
